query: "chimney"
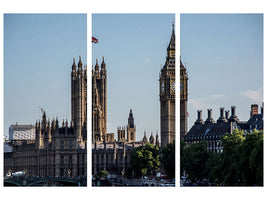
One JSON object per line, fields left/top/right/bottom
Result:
{"left": 208, "top": 109, "right": 212, "bottom": 118}
{"left": 225, "top": 110, "right": 230, "bottom": 120}
{"left": 205, "top": 109, "right": 215, "bottom": 124}
{"left": 229, "top": 106, "right": 239, "bottom": 122}
{"left": 251, "top": 104, "right": 258, "bottom": 117}
{"left": 231, "top": 106, "right": 236, "bottom": 117}
{"left": 198, "top": 110, "right": 202, "bottom": 120}
{"left": 217, "top": 107, "right": 227, "bottom": 123}
{"left": 194, "top": 110, "right": 204, "bottom": 125}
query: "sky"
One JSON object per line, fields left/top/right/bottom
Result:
{"left": 92, "top": 14, "right": 175, "bottom": 141}
{"left": 180, "top": 14, "right": 263, "bottom": 130}
{"left": 4, "top": 14, "right": 87, "bottom": 138}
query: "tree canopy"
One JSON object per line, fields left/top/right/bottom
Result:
{"left": 181, "top": 129, "right": 263, "bottom": 186}
{"left": 130, "top": 143, "right": 160, "bottom": 178}
{"left": 161, "top": 140, "right": 175, "bottom": 179}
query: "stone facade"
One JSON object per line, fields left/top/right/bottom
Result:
{"left": 4, "top": 56, "right": 87, "bottom": 178}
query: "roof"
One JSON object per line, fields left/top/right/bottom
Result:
{"left": 185, "top": 121, "right": 238, "bottom": 142}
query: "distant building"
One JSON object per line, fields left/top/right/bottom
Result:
{"left": 9, "top": 124, "right": 35, "bottom": 140}
{"left": 185, "top": 104, "right": 264, "bottom": 153}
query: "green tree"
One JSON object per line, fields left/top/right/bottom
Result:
{"left": 220, "top": 129, "right": 245, "bottom": 185}
{"left": 130, "top": 143, "right": 160, "bottom": 178}
{"left": 98, "top": 170, "right": 108, "bottom": 178}
{"left": 161, "top": 140, "right": 175, "bottom": 179}
{"left": 183, "top": 140, "right": 210, "bottom": 182}
{"left": 220, "top": 129, "right": 263, "bottom": 186}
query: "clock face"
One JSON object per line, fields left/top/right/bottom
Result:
{"left": 171, "top": 81, "right": 175, "bottom": 93}
{"left": 161, "top": 81, "right": 164, "bottom": 94}
{"left": 180, "top": 81, "right": 183, "bottom": 92}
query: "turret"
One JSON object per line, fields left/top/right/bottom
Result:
{"left": 149, "top": 132, "right": 155, "bottom": 144}
{"left": 95, "top": 58, "right": 99, "bottom": 73}
{"left": 72, "top": 58, "right": 77, "bottom": 72}
{"left": 142, "top": 131, "right": 148, "bottom": 143}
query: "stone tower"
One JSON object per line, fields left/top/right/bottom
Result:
{"left": 127, "top": 109, "right": 136, "bottom": 142}
{"left": 159, "top": 23, "right": 175, "bottom": 148}
{"left": 92, "top": 57, "right": 107, "bottom": 142}
{"left": 71, "top": 56, "right": 87, "bottom": 146}
{"left": 180, "top": 59, "right": 188, "bottom": 141}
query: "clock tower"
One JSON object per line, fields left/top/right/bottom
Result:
{"left": 180, "top": 59, "right": 188, "bottom": 141}
{"left": 159, "top": 23, "right": 175, "bottom": 148}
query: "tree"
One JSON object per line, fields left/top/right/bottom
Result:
{"left": 183, "top": 140, "right": 210, "bottom": 182}
{"left": 220, "top": 129, "right": 263, "bottom": 186}
{"left": 130, "top": 143, "right": 160, "bottom": 178}
{"left": 161, "top": 140, "right": 175, "bottom": 179}
{"left": 98, "top": 170, "right": 108, "bottom": 178}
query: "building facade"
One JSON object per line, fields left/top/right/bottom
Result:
{"left": 185, "top": 104, "right": 264, "bottom": 153}
{"left": 9, "top": 124, "right": 35, "bottom": 140}
{"left": 159, "top": 24, "right": 176, "bottom": 148}
{"left": 4, "top": 56, "right": 87, "bottom": 178}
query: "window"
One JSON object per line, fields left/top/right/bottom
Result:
{"left": 69, "top": 155, "right": 72, "bottom": 165}
{"left": 60, "top": 140, "right": 64, "bottom": 149}
{"left": 69, "top": 140, "right": 73, "bottom": 149}
{"left": 60, "top": 155, "right": 64, "bottom": 165}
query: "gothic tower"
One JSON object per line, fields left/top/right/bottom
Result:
{"left": 127, "top": 109, "right": 136, "bottom": 142}
{"left": 180, "top": 59, "right": 188, "bottom": 141}
{"left": 159, "top": 23, "right": 175, "bottom": 148}
{"left": 92, "top": 57, "right": 107, "bottom": 142}
{"left": 71, "top": 56, "right": 87, "bottom": 145}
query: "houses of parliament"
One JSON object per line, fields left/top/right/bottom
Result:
{"left": 92, "top": 24, "right": 181, "bottom": 175}
{"left": 4, "top": 56, "right": 87, "bottom": 178}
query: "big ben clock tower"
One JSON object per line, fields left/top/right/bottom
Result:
{"left": 180, "top": 59, "right": 188, "bottom": 141}
{"left": 159, "top": 23, "right": 175, "bottom": 148}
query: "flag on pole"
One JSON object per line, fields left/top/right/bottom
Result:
{"left": 92, "top": 36, "right": 98, "bottom": 43}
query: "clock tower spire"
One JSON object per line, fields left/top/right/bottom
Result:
{"left": 159, "top": 23, "right": 176, "bottom": 148}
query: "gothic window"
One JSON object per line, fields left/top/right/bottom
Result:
{"left": 69, "top": 140, "right": 73, "bottom": 149}
{"left": 60, "top": 140, "right": 64, "bottom": 149}
{"left": 60, "top": 155, "right": 64, "bottom": 165}
{"left": 69, "top": 155, "right": 72, "bottom": 165}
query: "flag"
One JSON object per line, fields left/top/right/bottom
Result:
{"left": 92, "top": 36, "right": 98, "bottom": 43}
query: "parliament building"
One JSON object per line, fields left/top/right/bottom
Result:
{"left": 4, "top": 56, "right": 87, "bottom": 178}
{"left": 92, "top": 25, "right": 175, "bottom": 176}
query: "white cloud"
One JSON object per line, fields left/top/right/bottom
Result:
{"left": 241, "top": 88, "right": 263, "bottom": 104}
{"left": 189, "top": 94, "right": 224, "bottom": 110}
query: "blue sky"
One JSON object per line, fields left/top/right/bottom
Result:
{"left": 92, "top": 14, "right": 175, "bottom": 141}
{"left": 181, "top": 14, "right": 263, "bottom": 129}
{"left": 4, "top": 14, "right": 87, "bottom": 138}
